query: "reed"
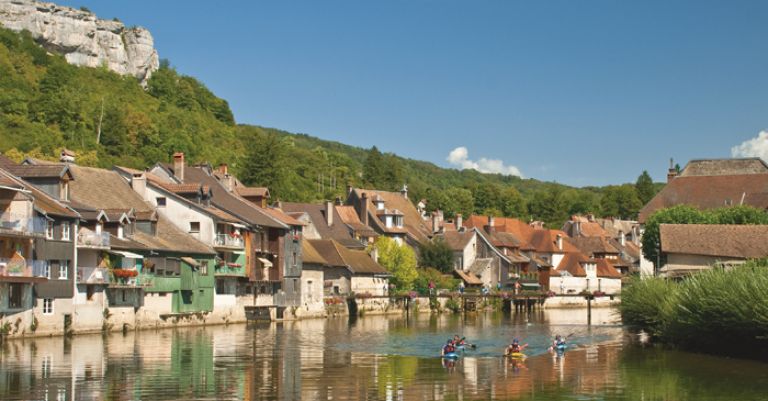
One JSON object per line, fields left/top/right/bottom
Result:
{"left": 620, "top": 260, "right": 768, "bottom": 358}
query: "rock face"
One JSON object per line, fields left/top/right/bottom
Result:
{"left": 0, "top": 0, "right": 159, "bottom": 84}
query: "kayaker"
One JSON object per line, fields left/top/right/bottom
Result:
{"left": 552, "top": 334, "right": 566, "bottom": 349}
{"left": 453, "top": 335, "right": 465, "bottom": 346}
{"left": 505, "top": 338, "right": 528, "bottom": 355}
{"left": 442, "top": 339, "right": 456, "bottom": 356}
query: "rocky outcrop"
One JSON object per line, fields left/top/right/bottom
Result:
{"left": 0, "top": 0, "right": 159, "bottom": 84}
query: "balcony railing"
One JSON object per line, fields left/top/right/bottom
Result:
{"left": 0, "top": 258, "right": 48, "bottom": 278}
{"left": 77, "top": 266, "right": 111, "bottom": 284}
{"left": 0, "top": 212, "right": 45, "bottom": 235}
{"left": 77, "top": 231, "right": 110, "bottom": 248}
{"left": 214, "top": 233, "right": 244, "bottom": 248}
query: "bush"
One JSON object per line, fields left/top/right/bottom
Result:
{"left": 413, "top": 267, "right": 458, "bottom": 295}
{"left": 619, "top": 275, "right": 676, "bottom": 338}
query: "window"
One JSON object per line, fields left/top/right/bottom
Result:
{"left": 156, "top": 197, "right": 167, "bottom": 207}
{"left": 45, "top": 220, "right": 54, "bottom": 239}
{"left": 86, "top": 286, "right": 95, "bottom": 301}
{"left": 43, "top": 262, "right": 51, "bottom": 279}
{"left": 60, "top": 180, "right": 69, "bottom": 201}
{"left": 59, "top": 260, "right": 68, "bottom": 280}
{"left": 200, "top": 260, "right": 208, "bottom": 276}
{"left": 117, "top": 224, "right": 124, "bottom": 239}
{"left": 43, "top": 298, "right": 54, "bottom": 315}
{"left": 96, "top": 222, "right": 103, "bottom": 234}
{"left": 189, "top": 222, "right": 200, "bottom": 233}
{"left": 121, "top": 289, "right": 126, "bottom": 303}
{"left": 61, "top": 222, "right": 70, "bottom": 241}
{"left": 292, "top": 252, "right": 297, "bottom": 267}
{"left": 8, "top": 283, "right": 23, "bottom": 309}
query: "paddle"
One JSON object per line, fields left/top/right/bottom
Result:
{"left": 461, "top": 337, "right": 477, "bottom": 349}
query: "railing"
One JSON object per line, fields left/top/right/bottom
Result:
{"left": 77, "top": 266, "right": 111, "bottom": 284}
{"left": 77, "top": 231, "right": 110, "bottom": 248}
{"left": 0, "top": 212, "right": 46, "bottom": 235}
{"left": 214, "top": 233, "right": 244, "bottom": 248}
{"left": 0, "top": 258, "right": 48, "bottom": 278}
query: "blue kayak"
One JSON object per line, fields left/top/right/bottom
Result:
{"left": 556, "top": 344, "right": 567, "bottom": 351}
{"left": 442, "top": 352, "right": 460, "bottom": 359}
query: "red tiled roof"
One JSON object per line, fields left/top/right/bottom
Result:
{"left": 350, "top": 188, "right": 432, "bottom": 243}
{"left": 638, "top": 174, "right": 768, "bottom": 222}
{"left": 554, "top": 253, "right": 587, "bottom": 277}
{"left": 235, "top": 186, "right": 269, "bottom": 198}
{"left": 596, "top": 258, "right": 622, "bottom": 278}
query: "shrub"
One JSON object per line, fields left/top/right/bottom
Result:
{"left": 619, "top": 276, "right": 676, "bottom": 338}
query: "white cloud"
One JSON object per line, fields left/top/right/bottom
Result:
{"left": 732, "top": 130, "right": 768, "bottom": 160}
{"left": 446, "top": 146, "right": 524, "bottom": 177}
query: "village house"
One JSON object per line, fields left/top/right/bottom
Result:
{"left": 2, "top": 157, "right": 84, "bottom": 334}
{"left": 308, "top": 239, "right": 389, "bottom": 296}
{"left": 297, "top": 240, "right": 327, "bottom": 316}
{"left": 61, "top": 163, "right": 217, "bottom": 329}
{"left": 438, "top": 216, "right": 528, "bottom": 289}
{"left": 549, "top": 253, "right": 622, "bottom": 295}
{"left": 113, "top": 166, "right": 256, "bottom": 320}
{"left": 282, "top": 201, "right": 369, "bottom": 250}
{"left": 561, "top": 215, "right": 642, "bottom": 274}
{"left": 638, "top": 157, "right": 768, "bottom": 275}
{"left": 0, "top": 166, "right": 54, "bottom": 336}
{"left": 345, "top": 186, "right": 432, "bottom": 248}
{"left": 148, "top": 154, "right": 305, "bottom": 309}
{"left": 659, "top": 224, "right": 768, "bottom": 278}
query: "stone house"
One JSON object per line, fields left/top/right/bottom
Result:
{"left": 659, "top": 224, "right": 768, "bottom": 278}
{"left": 309, "top": 239, "right": 389, "bottom": 296}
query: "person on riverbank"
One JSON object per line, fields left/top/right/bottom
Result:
{"left": 458, "top": 281, "right": 465, "bottom": 294}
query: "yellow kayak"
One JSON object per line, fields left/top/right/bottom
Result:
{"left": 506, "top": 352, "right": 526, "bottom": 359}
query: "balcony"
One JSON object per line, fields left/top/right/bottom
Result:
{"left": 77, "top": 266, "right": 111, "bottom": 284}
{"left": 214, "top": 233, "right": 244, "bottom": 249}
{"left": 0, "top": 212, "right": 45, "bottom": 236}
{"left": 0, "top": 258, "right": 48, "bottom": 278}
{"left": 77, "top": 231, "right": 110, "bottom": 249}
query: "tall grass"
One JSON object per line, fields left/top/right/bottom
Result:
{"left": 620, "top": 276, "right": 676, "bottom": 338}
{"left": 620, "top": 260, "right": 768, "bottom": 359}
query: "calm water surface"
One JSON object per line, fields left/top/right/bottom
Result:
{"left": 1, "top": 308, "right": 767, "bottom": 400}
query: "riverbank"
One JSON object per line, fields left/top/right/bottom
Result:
{"left": 0, "top": 293, "right": 619, "bottom": 342}
{"left": 620, "top": 260, "right": 768, "bottom": 360}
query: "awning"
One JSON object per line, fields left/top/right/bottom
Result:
{"left": 521, "top": 282, "right": 541, "bottom": 289}
{"left": 181, "top": 257, "right": 200, "bottom": 268}
{"left": 233, "top": 250, "right": 246, "bottom": 255}
{"left": 231, "top": 223, "right": 248, "bottom": 229}
{"left": 257, "top": 257, "right": 273, "bottom": 267}
{"left": 108, "top": 250, "right": 144, "bottom": 259}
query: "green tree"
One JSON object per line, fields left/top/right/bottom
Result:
{"left": 418, "top": 238, "right": 455, "bottom": 273}
{"left": 600, "top": 185, "right": 642, "bottom": 219}
{"left": 445, "top": 187, "right": 474, "bottom": 218}
{"left": 635, "top": 170, "right": 656, "bottom": 205}
{"left": 375, "top": 237, "right": 418, "bottom": 290}
{"left": 363, "top": 146, "right": 384, "bottom": 187}
{"left": 240, "top": 131, "right": 290, "bottom": 199}
{"left": 501, "top": 187, "right": 527, "bottom": 218}
{"left": 473, "top": 184, "right": 503, "bottom": 214}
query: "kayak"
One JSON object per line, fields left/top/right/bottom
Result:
{"left": 443, "top": 352, "right": 460, "bottom": 359}
{"left": 556, "top": 344, "right": 567, "bottom": 351}
{"left": 506, "top": 352, "right": 526, "bottom": 359}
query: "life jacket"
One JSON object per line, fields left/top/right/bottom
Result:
{"left": 510, "top": 343, "right": 521, "bottom": 352}
{"left": 444, "top": 344, "right": 455, "bottom": 353}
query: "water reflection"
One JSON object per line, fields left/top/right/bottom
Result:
{"left": 1, "top": 309, "right": 767, "bottom": 400}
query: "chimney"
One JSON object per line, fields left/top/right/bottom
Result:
{"left": 619, "top": 230, "right": 626, "bottom": 247}
{"left": 556, "top": 234, "right": 563, "bottom": 251}
{"left": 131, "top": 173, "right": 146, "bottom": 197}
{"left": 360, "top": 192, "right": 369, "bottom": 226}
{"left": 400, "top": 184, "right": 408, "bottom": 199}
{"left": 172, "top": 152, "right": 185, "bottom": 182}
{"left": 667, "top": 158, "right": 677, "bottom": 182}
{"left": 60, "top": 148, "right": 76, "bottom": 164}
{"left": 455, "top": 213, "right": 463, "bottom": 230}
{"left": 586, "top": 213, "right": 595, "bottom": 222}
{"left": 488, "top": 215, "right": 495, "bottom": 228}
{"left": 223, "top": 174, "right": 234, "bottom": 192}
{"left": 432, "top": 212, "right": 440, "bottom": 233}
{"left": 335, "top": 197, "right": 343, "bottom": 206}
{"left": 574, "top": 221, "right": 581, "bottom": 236}
{"left": 219, "top": 163, "right": 228, "bottom": 175}
{"left": 325, "top": 201, "right": 334, "bottom": 227}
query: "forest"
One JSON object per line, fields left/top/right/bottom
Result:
{"left": 0, "top": 27, "right": 660, "bottom": 228}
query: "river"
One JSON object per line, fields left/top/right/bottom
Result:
{"left": 1, "top": 308, "right": 767, "bottom": 400}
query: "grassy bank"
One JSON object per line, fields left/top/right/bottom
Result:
{"left": 620, "top": 259, "right": 768, "bottom": 359}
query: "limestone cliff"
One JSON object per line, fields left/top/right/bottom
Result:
{"left": 0, "top": 0, "right": 159, "bottom": 84}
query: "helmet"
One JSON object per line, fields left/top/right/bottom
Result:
{"left": 512, "top": 338, "right": 519, "bottom": 344}
{"left": 555, "top": 335, "right": 561, "bottom": 339}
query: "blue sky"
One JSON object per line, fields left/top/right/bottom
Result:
{"left": 62, "top": 1, "right": 768, "bottom": 186}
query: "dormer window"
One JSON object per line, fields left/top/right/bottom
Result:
{"left": 60, "top": 180, "right": 69, "bottom": 201}
{"left": 96, "top": 222, "right": 103, "bottom": 234}
{"left": 374, "top": 197, "right": 385, "bottom": 211}
{"left": 394, "top": 215, "right": 404, "bottom": 228}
